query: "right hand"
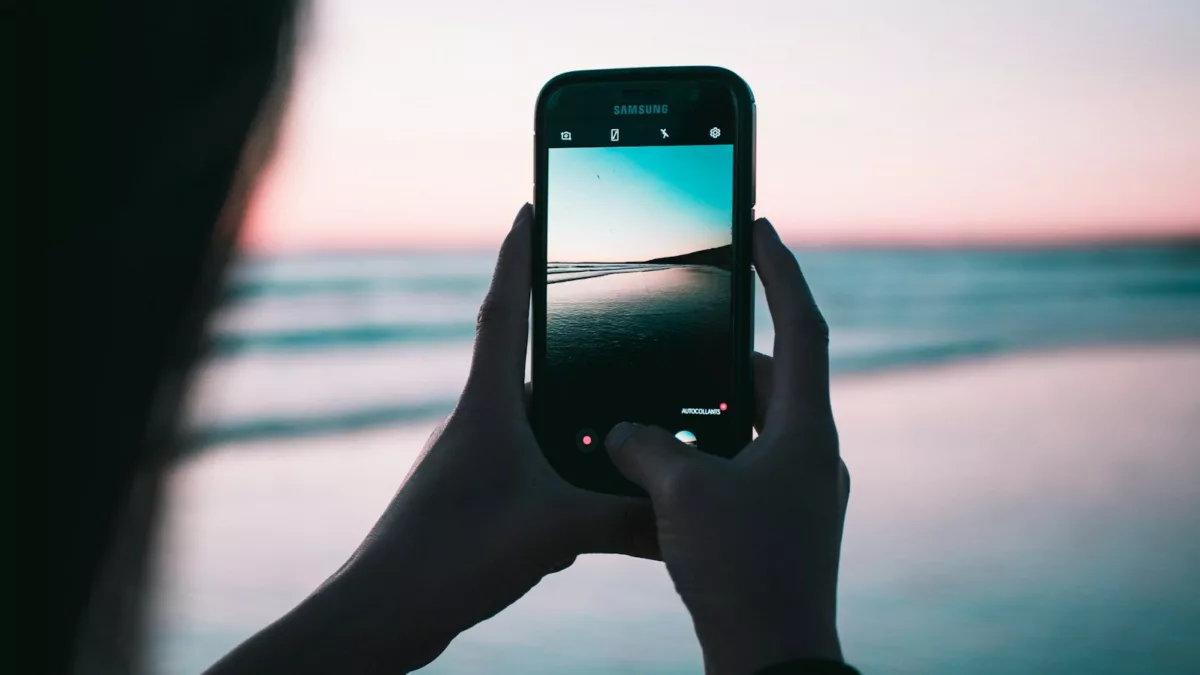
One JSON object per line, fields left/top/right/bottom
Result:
{"left": 604, "top": 217, "right": 850, "bottom": 675}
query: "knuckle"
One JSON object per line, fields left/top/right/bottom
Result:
{"left": 790, "top": 307, "right": 829, "bottom": 344}
{"left": 810, "top": 310, "right": 831, "bottom": 344}
{"left": 806, "top": 449, "right": 843, "bottom": 478}
{"left": 475, "top": 297, "right": 505, "bottom": 330}
{"left": 616, "top": 427, "right": 664, "bottom": 464}
{"left": 605, "top": 427, "right": 644, "bottom": 470}
{"left": 656, "top": 458, "right": 712, "bottom": 507}
{"left": 778, "top": 411, "right": 838, "bottom": 443}
{"left": 777, "top": 305, "right": 829, "bottom": 346}
{"left": 768, "top": 415, "right": 842, "bottom": 472}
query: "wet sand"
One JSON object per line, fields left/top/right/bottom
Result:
{"left": 151, "top": 344, "right": 1200, "bottom": 675}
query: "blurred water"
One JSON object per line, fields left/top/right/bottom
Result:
{"left": 154, "top": 345, "right": 1200, "bottom": 675}
{"left": 185, "top": 243, "right": 1200, "bottom": 448}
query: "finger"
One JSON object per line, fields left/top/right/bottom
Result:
{"left": 752, "top": 351, "right": 773, "bottom": 433}
{"left": 565, "top": 491, "right": 662, "bottom": 560}
{"left": 546, "top": 556, "right": 577, "bottom": 575}
{"left": 841, "top": 458, "right": 851, "bottom": 499}
{"left": 752, "top": 218, "right": 832, "bottom": 425}
{"left": 464, "top": 204, "right": 533, "bottom": 407}
{"left": 605, "top": 422, "right": 699, "bottom": 499}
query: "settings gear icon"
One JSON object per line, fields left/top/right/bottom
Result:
{"left": 709, "top": 127, "right": 721, "bottom": 139}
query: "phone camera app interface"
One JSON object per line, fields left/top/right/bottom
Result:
{"left": 545, "top": 143, "right": 735, "bottom": 457}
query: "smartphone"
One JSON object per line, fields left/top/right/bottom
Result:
{"left": 531, "top": 66, "right": 756, "bottom": 497}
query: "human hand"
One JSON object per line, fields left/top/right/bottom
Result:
{"left": 338, "top": 202, "right": 661, "bottom": 665}
{"left": 603, "top": 218, "right": 850, "bottom": 675}
{"left": 206, "top": 204, "right": 658, "bottom": 675}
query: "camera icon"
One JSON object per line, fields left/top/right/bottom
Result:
{"left": 560, "top": 131, "right": 572, "bottom": 141}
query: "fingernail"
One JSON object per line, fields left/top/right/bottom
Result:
{"left": 759, "top": 217, "right": 780, "bottom": 240}
{"left": 606, "top": 422, "right": 636, "bottom": 451}
{"left": 514, "top": 202, "right": 533, "bottom": 226}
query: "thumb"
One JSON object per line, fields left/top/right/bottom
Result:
{"left": 605, "top": 422, "right": 699, "bottom": 496}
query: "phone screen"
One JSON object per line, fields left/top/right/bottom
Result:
{"left": 535, "top": 75, "right": 752, "bottom": 494}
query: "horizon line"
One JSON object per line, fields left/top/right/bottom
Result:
{"left": 237, "top": 227, "right": 1200, "bottom": 256}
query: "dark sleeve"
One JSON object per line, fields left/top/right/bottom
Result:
{"left": 753, "top": 659, "right": 861, "bottom": 675}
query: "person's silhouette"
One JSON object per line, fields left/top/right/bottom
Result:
{"left": 49, "top": 2, "right": 856, "bottom": 673}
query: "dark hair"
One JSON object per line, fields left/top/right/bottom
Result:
{"left": 47, "top": 2, "right": 305, "bottom": 672}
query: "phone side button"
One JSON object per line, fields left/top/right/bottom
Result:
{"left": 751, "top": 102, "right": 757, "bottom": 206}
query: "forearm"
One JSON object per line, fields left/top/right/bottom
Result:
{"left": 203, "top": 565, "right": 452, "bottom": 675}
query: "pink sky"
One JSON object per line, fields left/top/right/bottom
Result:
{"left": 242, "top": 0, "right": 1200, "bottom": 251}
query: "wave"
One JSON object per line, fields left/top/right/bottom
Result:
{"left": 181, "top": 244, "right": 1200, "bottom": 450}
{"left": 548, "top": 263, "right": 717, "bottom": 284}
{"left": 548, "top": 263, "right": 652, "bottom": 274}
{"left": 210, "top": 322, "right": 476, "bottom": 355}
{"left": 183, "top": 333, "right": 1199, "bottom": 450}
{"left": 180, "top": 333, "right": 1041, "bottom": 450}
{"left": 223, "top": 276, "right": 490, "bottom": 301}
{"left": 547, "top": 267, "right": 656, "bottom": 284}
{"left": 182, "top": 399, "right": 459, "bottom": 451}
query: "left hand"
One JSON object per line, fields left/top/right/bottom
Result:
{"left": 301, "top": 203, "right": 658, "bottom": 670}
{"left": 206, "top": 204, "right": 657, "bottom": 675}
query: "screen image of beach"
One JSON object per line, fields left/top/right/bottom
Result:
{"left": 545, "top": 143, "right": 735, "bottom": 456}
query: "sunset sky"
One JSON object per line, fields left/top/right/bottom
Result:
{"left": 242, "top": 0, "right": 1200, "bottom": 251}
{"left": 548, "top": 145, "right": 733, "bottom": 262}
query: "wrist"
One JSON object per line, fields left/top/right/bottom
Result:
{"left": 696, "top": 612, "right": 842, "bottom": 675}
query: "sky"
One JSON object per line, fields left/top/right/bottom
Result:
{"left": 548, "top": 145, "right": 733, "bottom": 262}
{"left": 242, "top": 0, "right": 1200, "bottom": 250}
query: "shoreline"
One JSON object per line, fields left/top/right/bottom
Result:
{"left": 180, "top": 339, "right": 1200, "bottom": 456}
{"left": 825, "top": 337, "right": 1200, "bottom": 384}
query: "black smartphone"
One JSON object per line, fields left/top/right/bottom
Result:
{"left": 531, "top": 66, "right": 756, "bottom": 497}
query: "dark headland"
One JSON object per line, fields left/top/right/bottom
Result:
{"left": 643, "top": 244, "right": 732, "bottom": 269}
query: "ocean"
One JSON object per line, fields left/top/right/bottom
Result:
{"left": 158, "top": 242, "right": 1200, "bottom": 675}
{"left": 185, "top": 243, "right": 1200, "bottom": 450}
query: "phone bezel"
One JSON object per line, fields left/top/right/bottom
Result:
{"left": 531, "top": 66, "right": 756, "bottom": 497}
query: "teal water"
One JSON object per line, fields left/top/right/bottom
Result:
{"left": 189, "top": 243, "right": 1200, "bottom": 448}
